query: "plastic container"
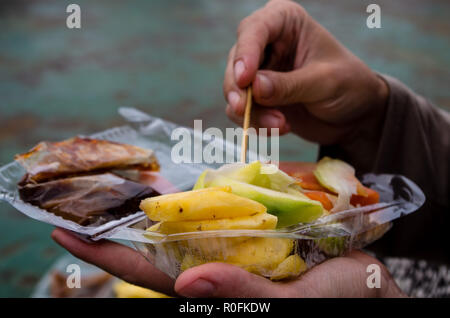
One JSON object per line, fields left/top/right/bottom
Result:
{"left": 101, "top": 173, "right": 425, "bottom": 280}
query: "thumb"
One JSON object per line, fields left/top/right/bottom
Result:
{"left": 252, "top": 63, "right": 335, "bottom": 106}
{"left": 175, "top": 262, "right": 288, "bottom": 298}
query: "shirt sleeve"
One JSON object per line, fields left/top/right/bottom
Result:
{"left": 319, "top": 74, "right": 450, "bottom": 262}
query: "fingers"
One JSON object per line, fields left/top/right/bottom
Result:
{"left": 224, "top": 45, "right": 247, "bottom": 116}
{"left": 225, "top": 104, "right": 291, "bottom": 136}
{"left": 232, "top": 11, "right": 271, "bottom": 88}
{"left": 175, "top": 262, "right": 289, "bottom": 298}
{"left": 51, "top": 228, "right": 176, "bottom": 296}
{"left": 232, "top": 1, "right": 304, "bottom": 88}
{"left": 284, "top": 250, "right": 400, "bottom": 298}
{"left": 174, "top": 251, "right": 401, "bottom": 298}
{"left": 252, "top": 63, "right": 336, "bottom": 106}
{"left": 224, "top": 1, "right": 297, "bottom": 100}
{"left": 225, "top": 46, "right": 291, "bottom": 135}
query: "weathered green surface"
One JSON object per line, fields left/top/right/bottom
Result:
{"left": 0, "top": 0, "right": 449, "bottom": 297}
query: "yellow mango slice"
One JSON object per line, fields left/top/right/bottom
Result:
{"left": 147, "top": 213, "right": 277, "bottom": 234}
{"left": 225, "top": 237, "right": 294, "bottom": 274}
{"left": 113, "top": 280, "right": 171, "bottom": 298}
{"left": 270, "top": 254, "right": 307, "bottom": 281}
{"left": 140, "top": 187, "right": 267, "bottom": 222}
{"left": 180, "top": 237, "right": 294, "bottom": 276}
{"left": 180, "top": 253, "right": 209, "bottom": 272}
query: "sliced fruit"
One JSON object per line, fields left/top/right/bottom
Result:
{"left": 280, "top": 162, "right": 329, "bottom": 192}
{"left": 278, "top": 161, "right": 317, "bottom": 175}
{"left": 227, "top": 161, "right": 265, "bottom": 184}
{"left": 270, "top": 254, "right": 308, "bottom": 281}
{"left": 206, "top": 175, "right": 323, "bottom": 227}
{"left": 194, "top": 162, "right": 265, "bottom": 190}
{"left": 147, "top": 213, "right": 277, "bottom": 234}
{"left": 113, "top": 280, "right": 171, "bottom": 298}
{"left": 224, "top": 237, "right": 294, "bottom": 275}
{"left": 316, "top": 237, "right": 347, "bottom": 256}
{"left": 351, "top": 186, "right": 380, "bottom": 206}
{"left": 314, "top": 157, "right": 370, "bottom": 212}
{"left": 314, "top": 157, "right": 368, "bottom": 196}
{"left": 140, "top": 187, "right": 266, "bottom": 222}
{"left": 198, "top": 161, "right": 297, "bottom": 192}
{"left": 180, "top": 237, "right": 294, "bottom": 276}
{"left": 256, "top": 165, "right": 298, "bottom": 192}
{"left": 192, "top": 170, "right": 208, "bottom": 190}
{"left": 185, "top": 237, "right": 249, "bottom": 256}
{"left": 180, "top": 253, "right": 205, "bottom": 272}
{"left": 304, "top": 191, "right": 334, "bottom": 211}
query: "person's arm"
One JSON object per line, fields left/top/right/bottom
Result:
{"left": 320, "top": 76, "right": 450, "bottom": 262}
{"left": 320, "top": 75, "right": 450, "bottom": 209}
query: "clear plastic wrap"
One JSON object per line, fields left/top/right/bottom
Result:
{"left": 0, "top": 107, "right": 255, "bottom": 236}
{"left": 14, "top": 136, "right": 159, "bottom": 183}
{"left": 17, "top": 173, "right": 159, "bottom": 226}
{"left": 0, "top": 107, "right": 425, "bottom": 280}
{"left": 98, "top": 172, "right": 425, "bottom": 280}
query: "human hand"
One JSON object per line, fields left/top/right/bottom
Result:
{"left": 51, "top": 228, "right": 405, "bottom": 298}
{"left": 175, "top": 250, "right": 405, "bottom": 298}
{"left": 51, "top": 228, "right": 177, "bottom": 296}
{"left": 224, "top": 0, "right": 389, "bottom": 145}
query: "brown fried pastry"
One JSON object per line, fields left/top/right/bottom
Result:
{"left": 18, "top": 173, "right": 159, "bottom": 226}
{"left": 15, "top": 137, "right": 159, "bottom": 183}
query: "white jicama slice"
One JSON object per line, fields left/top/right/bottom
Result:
{"left": 314, "top": 157, "right": 367, "bottom": 212}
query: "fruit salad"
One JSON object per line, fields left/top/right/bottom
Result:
{"left": 139, "top": 157, "right": 381, "bottom": 280}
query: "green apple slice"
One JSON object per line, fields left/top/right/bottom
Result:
{"left": 208, "top": 175, "right": 323, "bottom": 228}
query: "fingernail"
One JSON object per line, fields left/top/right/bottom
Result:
{"left": 234, "top": 60, "right": 245, "bottom": 82}
{"left": 260, "top": 114, "right": 282, "bottom": 128}
{"left": 227, "top": 91, "right": 240, "bottom": 113}
{"left": 179, "top": 279, "right": 216, "bottom": 298}
{"left": 257, "top": 74, "right": 274, "bottom": 98}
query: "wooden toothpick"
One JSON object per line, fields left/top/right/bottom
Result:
{"left": 240, "top": 86, "right": 252, "bottom": 163}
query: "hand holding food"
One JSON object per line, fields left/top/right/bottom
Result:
{"left": 27, "top": 134, "right": 419, "bottom": 298}
{"left": 224, "top": 0, "right": 389, "bottom": 145}
{"left": 1, "top": 106, "right": 423, "bottom": 298}
{"left": 50, "top": 228, "right": 405, "bottom": 297}
{"left": 5, "top": 129, "right": 420, "bottom": 295}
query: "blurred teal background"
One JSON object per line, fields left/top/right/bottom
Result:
{"left": 0, "top": 0, "right": 449, "bottom": 297}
